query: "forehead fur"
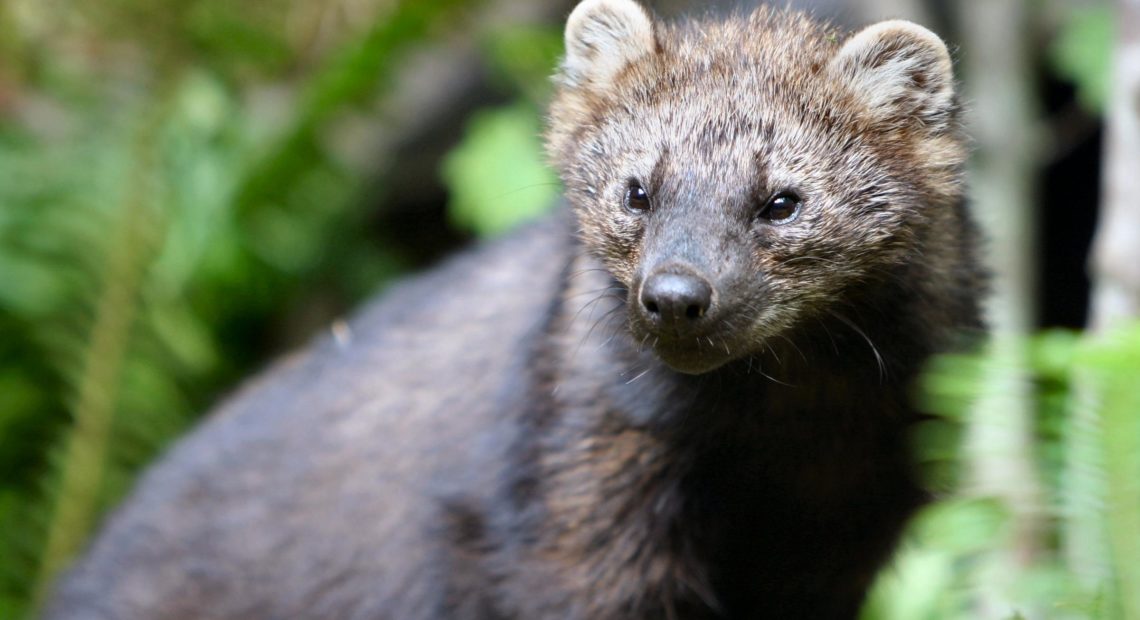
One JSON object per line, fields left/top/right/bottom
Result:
{"left": 547, "top": 6, "right": 964, "bottom": 180}
{"left": 549, "top": 8, "right": 836, "bottom": 157}
{"left": 660, "top": 8, "right": 841, "bottom": 82}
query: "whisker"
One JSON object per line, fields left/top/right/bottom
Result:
{"left": 814, "top": 316, "right": 840, "bottom": 356}
{"left": 773, "top": 333, "right": 806, "bottom": 364}
{"left": 827, "top": 309, "right": 887, "bottom": 383}
{"left": 566, "top": 288, "right": 624, "bottom": 331}
{"left": 750, "top": 355, "right": 796, "bottom": 387}
{"left": 566, "top": 286, "right": 625, "bottom": 300}
{"left": 566, "top": 289, "right": 627, "bottom": 364}
{"left": 764, "top": 339, "right": 783, "bottom": 366}
{"left": 581, "top": 304, "right": 626, "bottom": 350}
{"left": 566, "top": 266, "right": 617, "bottom": 282}
{"left": 625, "top": 367, "right": 652, "bottom": 385}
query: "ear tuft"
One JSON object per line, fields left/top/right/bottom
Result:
{"left": 829, "top": 20, "right": 955, "bottom": 129}
{"left": 560, "top": 0, "right": 655, "bottom": 89}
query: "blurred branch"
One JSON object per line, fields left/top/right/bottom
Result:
{"left": 1089, "top": 1, "right": 1140, "bottom": 329}
{"left": 955, "top": 0, "right": 1047, "bottom": 616}
{"left": 1095, "top": 5, "right": 1140, "bottom": 616}
{"left": 1063, "top": 2, "right": 1140, "bottom": 613}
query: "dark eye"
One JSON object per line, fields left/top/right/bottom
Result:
{"left": 759, "top": 191, "right": 802, "bottom": 224}
{"left": 624, "top": 180, "right": 651, "bottom": 213}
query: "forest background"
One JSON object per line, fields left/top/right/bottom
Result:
{"left": 0, "top": 0, "right": 1137, "bottom": 618}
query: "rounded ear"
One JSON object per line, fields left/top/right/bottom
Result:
{"left": 560, "top": 0, "right": 656, "bottom": 89}
{"left": 828, "top": 20, "right": 955, "bottom": 130}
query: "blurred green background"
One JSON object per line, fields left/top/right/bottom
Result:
{"left": 0, "top": 0, "right": 1137, "bottom": 618}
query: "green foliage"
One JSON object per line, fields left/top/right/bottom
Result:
{"left": 440, "top": 24, "right": 563, "bottom": 237}
{"left": 0, "top": 0, "right": 483, "bottom": 616}
{"left": 1081, "top": 327, "right": 1140, "bottom": 619}
{"left": 1049, "top": 6, "right": 1114, "bottom": 114}
{"left": 863, "top": 325, "right": 1140, "bottom": 620}
{"left": 441, "top": 103, "right": 559, "bottom": 237}
{"left": 1, "top": 1, "right": 1134, "bottom": 619}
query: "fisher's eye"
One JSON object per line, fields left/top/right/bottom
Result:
{"left": 624, "top": 180, "right": 651, "bottom": 214}
{"left": 759, "top": 190, "right": 802, "bottom": 224}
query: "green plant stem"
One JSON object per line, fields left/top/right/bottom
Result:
{"left": 1062, "top": 374, "right": 1111, "bottom": 587}
{"left": 1101, "top": 374, "right": 1140, "bottom": 619}
{"left": 32, "top": 95, "right": 167, "bottom": 609}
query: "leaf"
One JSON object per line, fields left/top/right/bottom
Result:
{"left": 440, "top": 103, "right": 559, "bottom": 237}
{"left": 1030, "top": 329, "right": 1080, "bottom": 380}
{"left": 911, "top": 497, "right": 1010, "bottom": 554}
{"left": 860, "top": 545, "right": 957, "bottom": 620}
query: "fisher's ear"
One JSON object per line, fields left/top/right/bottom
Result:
{"left": 560, "top": 0, "right": 656, "bottom": 89}
{"left": 828, "top": 20, "right": 956, "bottom": 131}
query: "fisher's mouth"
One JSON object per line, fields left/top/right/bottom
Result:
{"left": 627, "top": 264, "right": 769, "bottom": 375}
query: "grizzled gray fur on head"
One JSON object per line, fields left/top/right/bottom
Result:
{"left": 42, "top": 2, "right": 985, "bottom": 619}
{"left": 549, "top": 0, "right": 972, "bottom": 374}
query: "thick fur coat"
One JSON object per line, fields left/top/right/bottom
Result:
{"left": 45, "top": 1, "right": 984, "bottom": 618}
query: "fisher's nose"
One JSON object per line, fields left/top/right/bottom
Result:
{"left": 639, "top": 269, "right": 714, "bottom": 332}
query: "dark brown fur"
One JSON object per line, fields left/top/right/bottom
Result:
{"left": 45, "top": 3, "right": 984, "bottom": 619}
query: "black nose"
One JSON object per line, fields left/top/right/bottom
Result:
{"left": 640, "top": 271, "right": 714, "bottom": 330}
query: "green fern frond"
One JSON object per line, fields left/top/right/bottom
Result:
{"left": 31, "top": 87, "right": 172, "bottom": 607}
